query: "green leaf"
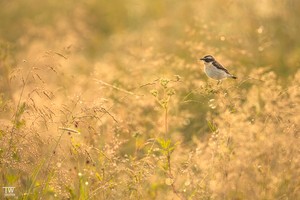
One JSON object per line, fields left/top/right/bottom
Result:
{"left": 207, "top": 120, "right": 217, "bottom": 132}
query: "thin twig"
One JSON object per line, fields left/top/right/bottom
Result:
{"left": 100, "top": 107, "right": 118, "bottom": 123}
{"left": 29, "top": 128, "right": 65, "bottom": 199}
{"left": 58, "top": 127, "right": 81, "bottom": 134}
{"left": 165, "top": 106, "right": 168, "bottom": 138}
{"left": 94, "top": 79, "right": 139, "bottom": 96}
{"left": 54, "top": 52, "right": 68, "bottom": 59}
{"left": 9, "top": 67, "right": 33, "bottom": 150}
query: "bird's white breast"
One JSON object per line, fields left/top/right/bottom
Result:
{"left": 204, "top": 62, "right": 229, "bottom": 80}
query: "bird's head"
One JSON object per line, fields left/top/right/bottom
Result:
{"left": 200, "top": 55, "right": 215, "bottom": 63}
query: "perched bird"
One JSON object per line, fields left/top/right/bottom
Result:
{"left": 200, "top": 55, "right": 237, "bottom": 83}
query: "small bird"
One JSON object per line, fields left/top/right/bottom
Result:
{"left": 200, "top": 55, "right": 237, "bottom": 83}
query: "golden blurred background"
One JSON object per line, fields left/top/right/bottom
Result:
{"left": 0, "top": 0, "right": 299, "bottom": 199}
{"left": 1, "top": 0, "right": 300, "bottom": 73}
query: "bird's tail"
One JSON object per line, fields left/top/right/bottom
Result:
{"left": 231, "top": 75, "right": 237, "bottom": 79}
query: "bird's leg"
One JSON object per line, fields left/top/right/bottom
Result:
{"left": 217, "top": 80, "right": 221, "bottom": 85}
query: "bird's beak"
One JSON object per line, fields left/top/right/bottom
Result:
{"left": 200, "top": 58, "right": 205, "bottom": 61}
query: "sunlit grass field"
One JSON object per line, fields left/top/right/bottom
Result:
{"left": 1, "top": 0, "right": 299, "bottom": 199}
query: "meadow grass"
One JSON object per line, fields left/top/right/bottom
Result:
{"left": 1, "top": 0, "right": 300, "bottom": 199}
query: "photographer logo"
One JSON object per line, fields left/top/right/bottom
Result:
{"left": 3, "top": 187, "right": 15, "bottom": 197}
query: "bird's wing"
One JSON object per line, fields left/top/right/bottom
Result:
{"left": 212, "top": 61, "right": 230, "bottom": 74}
